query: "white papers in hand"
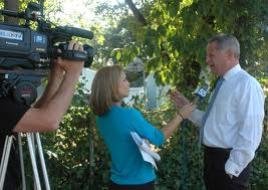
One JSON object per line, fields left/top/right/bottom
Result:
{"left": 130, "top": 131, "right": 161, "bottom": 170}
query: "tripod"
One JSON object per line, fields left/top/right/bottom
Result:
{"left": 0, "top": 132, "right": 51, "bottom": 190}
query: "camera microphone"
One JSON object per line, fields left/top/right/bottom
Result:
{"left": 193, "top": 84, "right": 209, "bottom": 104}
{"left": 58, "top": 26, "right": 94, "bottom": 40}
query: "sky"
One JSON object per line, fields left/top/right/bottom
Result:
{"left": 56, "top": 0, "right": 125, "bottom": 27}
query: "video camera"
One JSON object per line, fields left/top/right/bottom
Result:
{"left": 0, "top": 2, "right": 95, "bottom": 105}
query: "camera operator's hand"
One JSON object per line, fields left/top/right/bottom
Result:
{"left": 51, "top": 60, "right": 64, "bottom": 77}
{"left": 55, "top": 40, "right": 85, "bottom": 74}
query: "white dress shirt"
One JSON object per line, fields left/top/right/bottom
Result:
{"left": 190, "top": 64, "right": 265, "bottom": 177}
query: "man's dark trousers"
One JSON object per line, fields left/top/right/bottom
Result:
{"left": 203, "top": 146, "right": 251, "bottom": 190}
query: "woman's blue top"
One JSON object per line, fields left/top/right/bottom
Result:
{"left": 96, "top": 105, "right": 165, "bottom": 185}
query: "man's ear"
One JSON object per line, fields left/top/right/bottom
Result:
{"left": 225, "top": 49, "right": 238, "bottom": 66}
{"left": 226, "top": 49, "right": 235, "bottom": 59}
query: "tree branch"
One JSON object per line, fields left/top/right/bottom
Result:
{"left": 125, "top": 0, "right": 147, "bottom": 26}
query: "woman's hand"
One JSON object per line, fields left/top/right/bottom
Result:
{"left": 178, "top": 102, "right": 196, "bottom": 119}
{"left": 169, "top": 90, "right": 190, "bottom": 109}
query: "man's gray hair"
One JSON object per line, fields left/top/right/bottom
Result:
{"left": 208, "top": 34, "right": 240, "bottom": 59}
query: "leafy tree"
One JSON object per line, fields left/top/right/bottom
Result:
{"left": 96, "top": 0, "right": 268, "bottom": 90}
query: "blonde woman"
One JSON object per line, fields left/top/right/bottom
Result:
{"left": 90, "top": 65, "right": 195, "bottom": 190}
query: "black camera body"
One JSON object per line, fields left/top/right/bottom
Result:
{"left": 0, "top": 23, "right": 49, "bottom": 69}
{"left": 0, "top": 2, "right": 95, "bottom": 105}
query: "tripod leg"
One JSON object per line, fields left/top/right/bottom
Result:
{"left": 0, "top": 136, "right": 13, "bottom": 189}
{"left": 0, "top": 136, "right": 9, "bottom": 176}
{"left": 36, "top": 133, "right": 51, "bottom": 190}
{"left": 18, "top": 133, "right": 27, "bottom": 190}
{"left": 27, "top": 133, "right": 41, "bottom": 190}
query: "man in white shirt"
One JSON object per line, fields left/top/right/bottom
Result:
{"left": 171, "top": 34, "right": 265, "bottom": 190}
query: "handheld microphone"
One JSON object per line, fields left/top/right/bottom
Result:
{"left": 193, "top": 84, "right": 209, "bottom": 104}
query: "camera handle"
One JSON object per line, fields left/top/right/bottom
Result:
{"left": 0, "top": 133, "right": 51, "bottom": 190}
{"left": 61, "top": 50, "right": 88, "bottom": 62}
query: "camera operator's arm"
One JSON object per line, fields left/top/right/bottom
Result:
{"left": 34, "top": 62, "right": 64, "bottom": 108}
{"left": 13, "top": 41, "right": 84, "bottom": 132}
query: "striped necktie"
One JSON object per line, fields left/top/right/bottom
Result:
{"left": 199, "top": 77, "right": 224, "bottom": 144}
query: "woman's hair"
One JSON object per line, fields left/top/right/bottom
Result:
{"left": 89, "top": 65, "right": 123, "bottom": 116}
{"left": 208, "top": 33, "right": 240, "bottom": 59}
